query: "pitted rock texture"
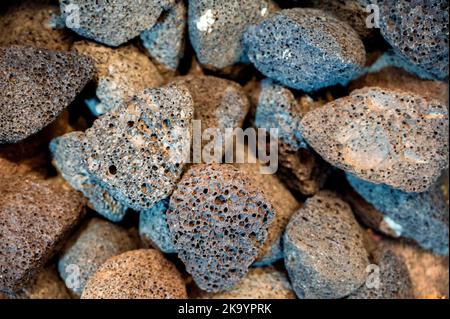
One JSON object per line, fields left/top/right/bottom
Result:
{"left": 379, "top": 0, "right": 449, "bottom": 80}
{"left": 13, "top": 267, "right": 70, "bottom": 299}
{"left": 194, "top": 267, "right": 296, "bottom": 299}
{"left": 348, "top": 248, "right": 414, "bottom": 299}
{"left": 83, "top": 85, "right": 194, "bottom": 211}
{"left": 139, "top": 198, "right": 176, "bottom": 254}
{"left": 305, "top": 0, "right": 374, "bottom": 38}
{"left": 0, "top": 109, "right": 79, "bottom": 178}
{"left": 284, "top": 191, "right": 369, "bottom": 299}
{"left": 60, "top": 0, "right": 174, "bottom": 47}
{"left": 167, "top": 164, "right": 274, "bottom": 292}
{"left": 73, "top": 41, "right": 164, "bottom": 116}
{"left": 234, "top": 146, "right": 300, "bottom": 264}
{"left": 244, "top": 8, "right": 366, "bottom": 91}
{"left": 50, "top": 132, "right": 128, "bottom": 222}
{"left": 350, "top": 67, "right": 449, "bottom": 106}
{"left": 254, "top": 78, "right": 306, "bottom": 150}
{"left": 81, "top": 249, "right": 187, "bottom": 299}
{"left": 58, "top": 218, "right": 138, "bottom": 297}
{"left": 0, "top": 174, "right": 85, "bottom": 293}
{"left": 0, "top": 46, "right": 94, "bottom": 144}
{"left": 189, "top": 0, "right": 274, "bottom": 69}
{"left": 0, "top": 0, "right": 73, "bottom": 51}
{"left": 171, "top": 75, "right": 250, "bottom": 159}
{"left": 141, "top": 0, "right": 186, "bottom": 70}
{"left": 384, "top": 239, "right": 449, "bottom": 299}
{"left": 347, "top": 174, "right": 449, "bottom": 255}
{"left": 301, "top": 87, "right": 449, "bottom": 193}
{"left": 252, "top": 78, "right": 329, "bottom": 195}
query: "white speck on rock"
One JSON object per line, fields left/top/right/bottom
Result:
{"left": 196, "top": 9, "right": 216, "bottom": 33}
{"left": 383, "top": 216, "right": 403, "bottom": 236}
{"left": 261, "top": 7, "right": 268, "bottom": 17}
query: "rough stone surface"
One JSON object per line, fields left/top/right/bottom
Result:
{"left": 0, "top": 0, "right": 73, "bottom": 51}
{"left": 60, "top": 0, "right": 174, "bottom": 47}
{"left": 73, "top": 41, "right": 164, "bottom": 116}
{"left": 141, "top": 0, "right": 186, "bottom": 70}
{"left": 171, "top": 75, "right": 250, "bottom": 158}
{"left": 81, "top": 249, "right": 187, "bottom": 299}
{"left": 347, "top": 174, "right": 449, "bottom": 255}
{"left": 252, "top": 78, "right": 329, "bottom": 195}
{"left": 167, "top": 164, "right": 274, "bottom": 292}
{"left": 244, "top": 8, "right": 366, "bottom": 91}
{"left": 58, "top": 218, "right": 138, "bottom": 297}
{"left": 350, "top": 67, "right": 449, "bottom": 106}
{"left": 0, "top": 45, "right": 94, "bottom": 144}
{"left": 50, "top": 132, "right": 128, "bottom": 222}
{"left": 139, "top": 198, "right": 176, "bottom": 254}
{"left": 284, "top": 191, "right": 369, "bottom": 299}
{"left": 189, "top": 0, "right": 275, "bottom": 69}
{"left": 0, "top": 174, "right": 85, "bottom": 293}
{"left": 348, "top": 248, "right": 414, "bottom": 299}
{"left": 82, "top": 85, "right": 194, "bottom": 211}
{"left": 301, "top": 87, "right": 449, "bottom": 192}
{"left": 305, "top": 0, "right": 375, "bottom": 38}
{"left": 384, "top": 239, "right": 449, "bottom": 299}
{"left": 194, "top": 267, "right": 296, "bottom": 299}
{"left": 234, "top": 146, "right": 300, "bottom": 264}
{"left": 379, "top": 0, "right": 449, "bottom": 80}
{"left": 13, "top": 267, "right": 71, "bottom": 299}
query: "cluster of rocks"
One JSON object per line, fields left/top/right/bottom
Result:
{"left": 0, "top": 0, "right": 448, "bottom": 300}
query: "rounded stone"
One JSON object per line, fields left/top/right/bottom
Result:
{"left": 301, "top": 87, "right": 449, "bottom": 193}
{"left": 60, "top": 0, "right": 174, "bottom": 47}
{"left": 244, "top": 8, "right": 366, "bottom": 91}
{"left": 58, "top": 218, "right": 138, "bottom": 297}
{"left": 0, "top": 173, "right": 85, "bottom": 293}
{"left": 167, "top": 164, "right": 274, "bottom": 292}
{"left": 81, "top": 249, "right": 187, "bottom": 299}
{"left": 284, "top": 191, "right": 369, "bottom": 299}
{"left": 189, "top": 0, "right": 275, "bottom": 69}
{"left": 0, "top": 45, "right": 94, "bottom": 144}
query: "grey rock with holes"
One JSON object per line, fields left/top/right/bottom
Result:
{"left": 60, "top": 0, "right": 175, "bottom": 47}
{"left": 141, "top": 0, "right": 187, "bottom": 70}
{"left": 0, "top": 45, "right": 94, "bottom": 144}
{"left": 347, "top": 173, "right": 449, "bottom": 255}
{"left": 379, "top": 0, "right": 449, "bottom": 80}
{"left": 284, "top": 191, "right": 369, "bottom": 299}
{"left": 244, "top": 8, "right": 366, "bottom": 91}
{"left": 50, "top": 132, "right": 128, "bottom": 222}
{"left": 58, "top": 218, "right": 138, "bottom": 297}
{"left": 301, "top": 87, "right": 449, "bottom": 192}
{"left": 82, "top": 85, "right": 194, "bottom": 211}
{"left": 188, "top": 0, "right": 274, "bottom": 69}
{"left": 167, "top": 164, "right": 274, "bottom": 292}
